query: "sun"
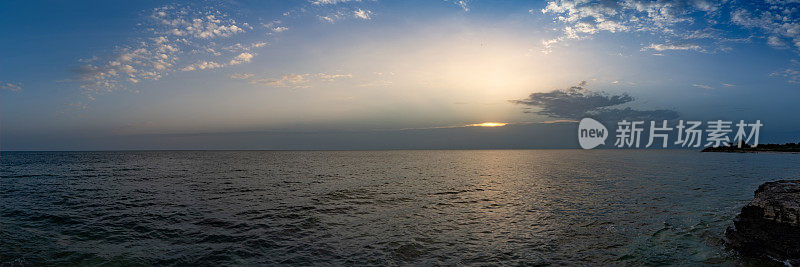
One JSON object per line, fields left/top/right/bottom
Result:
{"left": 465, "top": 122, "right": 508, "bottom": 127}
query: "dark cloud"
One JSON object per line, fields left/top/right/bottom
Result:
{"left": 510, "top": 81, "right": 679, "bottom": 122}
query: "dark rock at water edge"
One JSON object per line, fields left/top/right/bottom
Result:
{"left": 726, "top": 180, "right": 800, "bottom": 265}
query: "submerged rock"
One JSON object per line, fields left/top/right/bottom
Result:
{"left": 726, "top": 180, "right": 800, "bottom": 264}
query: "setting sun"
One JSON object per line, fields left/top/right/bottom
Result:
{"left": 465, "top": 122, "right": 508, "bottom": 127}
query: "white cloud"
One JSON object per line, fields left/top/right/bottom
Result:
{"left": 771, "top": 68, "right": 800, "bottom": 83}
{"left": 317, "top": 73, "right": 353, "bottom": 81}
{"left": 454, "top": 0, "right": 470, "bottom": 12}
{"left": 181, "top": 61, "right": 223, "bottom": 71}
{"left": 272, "top": 26, "right": 289, "bottom": 33}
{"left": 538, "top": 0, "right": 754, "bottom": 53}
{"left": 229, "top": 52, "right": 254, "bottom": 65}
{"left": 229, "top": 73, "right": 254, "bottom": 79}
{"left": 319, "top": 16, "right": 336, "bottom": 23}
{"left": 75, "top": 5, "right": 265, "bottom": 100}
{"left": 767, "top": 36, "right": 789, "bottom": 48}
{"left": 0, "top": 82, "right": 22, "bottom": 91}
{"left": 312, "top": 0, "right": 362, "bottom": 5}
{"left": 236, "top": 72, "right": 354, "bottom": 88}
{"left": 358, "top": 80, "right": 393, "bottom": 87}
{"left": 643, "top": 43, "right": 703, "bottom": 52}
{"left": 730, "top": 7, "right": 800, "bottom": 51}
{"left": 224, "top": 42, "right": 268, "bottom": 53}
{"left": 692, "top": 83, "right": 713, "bottom": 89}
{"left": 153, "top": 11, "right": 244, "bottom": 39}
{"left": 354, "top": 9, "right": 372, "bottom": 20}
{"left": 251, "top": 74, "right": 309, "bottom": 88}
{"left": 318, "top": 10, "right": 348, "bottom": 23}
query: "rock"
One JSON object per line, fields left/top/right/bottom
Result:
{"left": 726, "top": 180, "right": 800, "bottom": 264}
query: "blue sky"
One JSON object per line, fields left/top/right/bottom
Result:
{"left": 1, "top": 0, "right": 799, "bottom": 150}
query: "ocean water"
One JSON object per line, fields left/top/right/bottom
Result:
{"left": 2, "top": 150, "right": 799, "bottom": 265}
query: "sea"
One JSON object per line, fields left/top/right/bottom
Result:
{"left": 2, "top": 150, "right": 799, "bottom": 265}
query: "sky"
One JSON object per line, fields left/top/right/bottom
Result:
{"left": 1, "top": 0, "right": 799, "bottom": 150}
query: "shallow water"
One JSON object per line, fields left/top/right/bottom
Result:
{"left": 2, "top": 150, "right": 799, "bottom": 265}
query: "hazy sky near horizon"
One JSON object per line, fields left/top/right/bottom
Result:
{"left": 2, "top": 0, "right": 800, "bottom": 150}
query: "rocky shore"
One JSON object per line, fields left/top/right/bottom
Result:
{"left": 726, "top": 180, "right": 800, "bottom": 265}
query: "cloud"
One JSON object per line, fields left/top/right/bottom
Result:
{"left": 223, "top": 42, "right": 268, "bottom": 52}
{"left": 643, "top": 43, "right": 703, "bottom": 52}
{"left": 262, "top": 20, "right": 288, "bottom": 34}
{"left": 767, "top": 36, "right": 789, "bottom": 48}
{"left": 539, "top": 0, "right": 701, "bottom": 52}
{"left": 539, "top": 0, "right": 800, "bottom": 84}
{"left": 233, "top": 72, "right": 353, "bottom": 88}
{"left": 510, "top": 81, "right": 679, "bottom": 122}
{"left": 358, "top": 80, "right": 393, "bottom": 87}
{"left": 250, "top": 74, "right": 309, "bottom": 88}
{"left": 538, "top": 0, "right": 798, "bottom": 55}
{"left": 353, "top": 9, "right": 372, "bottom": 20}
{"left": 152, "top": 11, "right": 243, "bottom": 39}
{"left": 691, "top": 83, "right": 713, "bottom": 89}
{"left": 317, "top": 73, "right": 353, "bottom": 81}
{"left": 181, "top": 61, "right": 223, "bottom": 71}
{"left": 75, "top": 4, "right": 269, "bottom": 101}
{"left": 0, "top": 82, "right": 22, "bottom": 91}
{"left": 229, "top": 73, "right": 254, "bottom": 80}
{"left": 312, "top": 0, "right": 362, "bottom": 5}
{"left": 771, "top": 68, "right": 800, "bottom": 83}
{"left": 318, "top": 11, "right": 348, "bottom": 23}
{"left": 229, "top": 52, "right": 254, "bottom": 65}
{"left": 452, "top": 0, "right": 470, "bottom": 12}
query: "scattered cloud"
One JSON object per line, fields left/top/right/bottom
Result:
{"left": 229, "top": 52, "right": 254, "bottom": 65}
{"left": 223, "top": 42, "right": 267, "bottom": 53}
{"left": 691, "top": 83, "right": 713, "bottom": 89}
{"left": 771, "top": 68, "right": 800, "bottom": 83}
{"left": 452, "top": 0, "right": 470, "bottom": 12}
{"left": 538, "top": 0, "right": 797, "bottom": 55}
{"left": 318, "top": 11, "right": 347, "bottom": 23}
{"left": 312, "top": 0, "right": 362, "bottom": 5}
{"left": 0, "top": 82, "right": 22, "bottom": 91}
{"left": 317, "top": 73, "right": 353, "bottom": 81}
{"left": 722, "top": 83, "right": 736, "bottom": 87}
{"left": 250, "top": 74, "right": 309, "bottom": 88}
{"left": 262, "top": 20, "right": 288, "bottom": 35}
{"left": 510, "top": 81, "right": 679, "bottom": 122}
{"left": 75, "top": 4, "right": 268, "bottom": 100}
{"left": 358, "top": 80, "right": 393, "bottom": 87}
{"left": 181, "top": 61, "right": 223, "bottom": 71}
{"left": 233, "top": 72, "right": 353, "bottom": 88}
{"left": 318, "top": 8, "right": 374, "bottom": 23}
{"left": 767, "top": 36, "right": 789, "bottom": 49}
{"left": 643, "top": 43, "right": 703, "bottom": 52}
{"left": 353, "top": 9, "right": 372, "bottom": 20}
{"left": 229, "top": 73, "right": 254, "bottom": 80}
{"left": 731, "top": 6, "right": 800, "bottom": 52}
{"left": 539, "top": 0, "right": 800, "bottom": 83}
